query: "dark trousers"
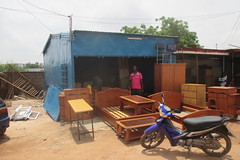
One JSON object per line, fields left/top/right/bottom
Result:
{"left": 131, "top": 89, "right": 142, "bottom": 95}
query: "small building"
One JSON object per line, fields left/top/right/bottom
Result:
{"left": 42, "top": 31, "right": 178, "bottom": 93}
{"left": 175, "top": 47, "right": 230, "bottom": 86}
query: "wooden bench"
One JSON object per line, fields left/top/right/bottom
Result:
{"left": 116, "top": 116, "right": 156, "bottom": 142}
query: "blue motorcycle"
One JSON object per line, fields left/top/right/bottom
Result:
{"left": 140, "top": 92, "right": 236, "bottom": 157}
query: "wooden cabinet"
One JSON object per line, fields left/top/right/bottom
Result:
{"left": 208, "top": 87, "right": 240, "bottom": 118}
{"left": 58, "top": 88, "right": 92, "bottom": 122}
{"left": 154, "top": 63, "right": 186, "bottom": 93}
{"left": 181, "top": 84, "right": 206, "bottom": 107}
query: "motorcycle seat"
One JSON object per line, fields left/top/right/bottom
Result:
{"left": 183, "top": 116, "right": 223, "bottom": 132}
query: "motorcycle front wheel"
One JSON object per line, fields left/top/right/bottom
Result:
{"left": 201, "top": 131, "right": 231, "bottom": 157}
{"left": 140, "top": 131, "right": 164, "bottom": 149}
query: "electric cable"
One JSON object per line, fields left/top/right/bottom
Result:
{"left": 22, "top": 0, "right": 68, "bottom": 17}
{"left": 16, "top": 0, "right": 54, "bottom": 33}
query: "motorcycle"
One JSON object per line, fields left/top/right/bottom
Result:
{"left": 140, "top": 92, "right": 236, "bottom": 157}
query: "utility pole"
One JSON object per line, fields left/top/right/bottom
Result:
{"left": 69, "top": 15, "right": 73, "bottom": 41}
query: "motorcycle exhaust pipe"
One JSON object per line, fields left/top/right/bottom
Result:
{"left": 178, "top": 139, "right": 220, "bottom": 149}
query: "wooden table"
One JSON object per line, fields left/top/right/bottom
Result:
{"left": 116, "top": 116, "right": 156, "bottom": 142}
{"left": 68, "top": 99, "right": 94, "bottom": 141}
{"left": 120, "top": 95, "right": 156, "bottom": 115}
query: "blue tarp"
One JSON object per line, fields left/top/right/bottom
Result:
{"left": 43, "top": 85, "right": 63, "bottom": 121}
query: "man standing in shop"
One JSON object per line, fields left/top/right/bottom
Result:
{"left": 129, "top": 66, "right": 143, "bottom": 95}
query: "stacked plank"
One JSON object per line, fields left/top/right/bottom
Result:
{"left": 181, "top": 84, "right": 206, "bottom": 108}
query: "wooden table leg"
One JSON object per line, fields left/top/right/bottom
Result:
{"left": 125, "top": 129, "right": 130, "bottom": 142}
{"left": 135, "top": 105, "right": 141, "bottom": 115}
{"left": 120, "top": 101, "right": 124, "bottom": 111}
{"left": 91, "top": 111, "right": 94, "bottom": 138}
{"left": 117, "top": 125, "right": 122, "bottom": 137}
{"left": 76, "top": 113, "right": 80, "bottom": 141}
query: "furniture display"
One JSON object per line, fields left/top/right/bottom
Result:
{"left": 120, "top": 95, "right": 156, "bottom": 115}
{"left": 154, "top": 63, "right": 186, "bottom": 93}
{"left": 116, "top": 116, "right": 156, "bottom": 142}
{"left": 95, "top": 88, "right": 158, "bottom": 128}
{"left": 181, "top": 83, "right": 206, "bottom": 107}
{"left": 208, "top": 86, "right": 240, "bottom": 118}
{"left": 68, "top": 99, "right": 94, "bottom": 141}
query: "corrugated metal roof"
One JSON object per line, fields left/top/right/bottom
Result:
{"left": 73, "top": 30, "right": 179, "bottom": 39}
{"left": 176, "top": 47, "right": 229, "bottom": 56}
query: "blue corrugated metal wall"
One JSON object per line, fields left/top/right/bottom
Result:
{"left": 43, "top": 34, "right": 73, "bottom": 88}
{"left": 71, "top": 31, "right": 177, "bottom": 57}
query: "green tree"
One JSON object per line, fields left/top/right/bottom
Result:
{"left": 121, "top": 16, "right": 201, "bottom": 48}
{"left": 0, "top": 64, "right": 26, "bottom": 72}
{"left": 25, "top": 62, "right": 41, "bottom": 68}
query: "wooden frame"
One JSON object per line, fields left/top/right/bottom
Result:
{"left": 148, "top": 91, "right": 183, "bottom": 110}
{"left": 173, "top": 109, "right": 223, "bottom": 130}
{"left": 116, "top": 116, "right": 156, "bottom": 142}
{"left": 60, "top": 88, "right": 92, "bottom": 122}
{"left": 120, "top": 95, "right": 156, "bottom": 115}
{"left": 95, "top": 88, "right": 130, "bottom": 108}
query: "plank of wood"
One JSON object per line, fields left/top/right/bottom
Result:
{"left": 108, "top": 107, "right": 127, "bottom": 118}
{"left": 102, "top": 107, "right": 121, "bottom": 118}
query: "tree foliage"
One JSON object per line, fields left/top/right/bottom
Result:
{"left": 0, "top": 64, "right": 25, "bottom": 72}
{"left": 121, "top": 16, "right": 201, "bottom": 48}
{"left": 0, "top": 62, "right": 42, "bottom": 72}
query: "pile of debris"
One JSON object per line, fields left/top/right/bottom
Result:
{"left": 10, "top": 105, "right": 40, "bottom": 121}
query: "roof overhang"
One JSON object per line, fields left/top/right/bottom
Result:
{"left": 175, "top": 50, "right": 229, "bottom": 56}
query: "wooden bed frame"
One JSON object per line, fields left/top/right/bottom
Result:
{"left": 148, "top": 91, "right": 183, "bottom": 110}
{"left": 95, "top": 88, "right": 158, "bottom": 128}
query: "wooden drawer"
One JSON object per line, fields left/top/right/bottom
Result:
{"left": 181, "top": 84, "right": 189, "bottom": 91}
{"left": 183, "top": 97, "right": 197, "bottom": 105}
{"left": 182, "top": 91, "right": 197, "bottom": 98}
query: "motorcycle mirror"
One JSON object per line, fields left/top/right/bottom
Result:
{"left": 161, "top": 92, "right": 164, "bottom": 97}
{"left": 173, "top": 109, "right": 181, "bottom": 113}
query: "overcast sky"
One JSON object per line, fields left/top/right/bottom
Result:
{"left": 1, "top": 0, "right": 240, "bottom": 63}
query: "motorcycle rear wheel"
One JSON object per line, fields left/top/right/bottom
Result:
{"left": 0, "top": 128, "right": 6, "bottom": 135}
{"left": 201, "top": 131, "right": 231, "bottom": 157}
{"left": 140, "top": 131, "right": 164, "bottom": 149}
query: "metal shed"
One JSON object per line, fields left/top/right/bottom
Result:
{"left": 43, "top": 30, "right": 178, "bottom": 93}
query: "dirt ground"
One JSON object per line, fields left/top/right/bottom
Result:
{"left": 0, "top": 99, "right": 240, "bottom": 160}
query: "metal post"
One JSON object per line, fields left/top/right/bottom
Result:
{"left": 196, "top": 55, "right": 199, "bottom": 83}
{"left": 232, "top": 53, "right": 234, "bottom": 86}
{"left": 69, "top": 15, "right": 73, "bottom": 42}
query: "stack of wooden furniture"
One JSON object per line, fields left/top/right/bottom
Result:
{"left": 58, "top": 88, "right": 92, "bottom": 122}
{"left": 181, "top": 84, "right": 206, "bottom": 112}
{"left": 208, "top": 87, "right": 240, "bottom": 118}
